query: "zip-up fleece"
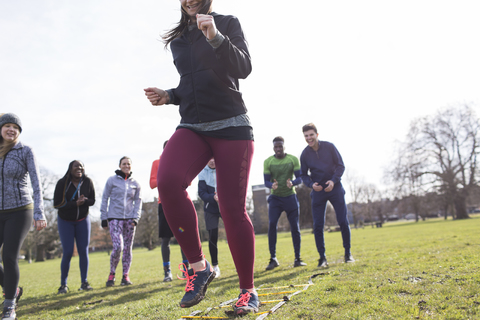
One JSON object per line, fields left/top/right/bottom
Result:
{"left": 53, "top": 176, "right": 95, "bottom": 221}
{"left": 300, "top": 140, "right": 345, "bottom": 188}
{"left": 0, "top": 141, "right": 45, "bottom": 220}
{"left": 166, "top": 12, "right": 252, "bottom": 124}
{"left": 100, "top": 172, "right": 142, "bottom": 223}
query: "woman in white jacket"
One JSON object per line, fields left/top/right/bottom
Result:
{"left": 100, "top": 156, "right": 141, "bottom": 287}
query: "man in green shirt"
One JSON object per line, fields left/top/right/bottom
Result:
{"left": 263, "top": 137, "right": 306, "bottom": 270}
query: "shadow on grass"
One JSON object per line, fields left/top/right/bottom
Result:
{"left": 17, "top": 272, "right": 253, "bottom": 318}
{"left": 17, "top": 281, "right": 177, "bottom": 318}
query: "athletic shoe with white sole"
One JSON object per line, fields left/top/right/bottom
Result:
{"left": 265, "top": 258, "right": 279, "bottom": 271}
{"left": 57, "top": 284, "right": 68, "bottom": 294}
{"left": 178, "top": 261, "right": 216, "bottom": 308}
{"left": 213, "top": 265, "right": 221, "bottom": 278}
{"left": 106, "top": 273, "right": 115, "bottom": 287}
{"left": 163, "top": 266, "right": 173, "bottom": 282}
{"left": 318, "top": 257, "right": 328, "bottom": 268}
{"left": 1, "top": 305, "right": 15, "bottom": 320}
{"left": 121, "top": 274, "right": 132, "bottom": 286}
{"left": 294, "top": 258, "right": 307, "bottom": 267}
{"left": 234, "top": 289, "right": 260, "bottom": 315}
{"left": 345, "top": 254, "right": 355, "bottom": 263}
{"left": 79, "top": 281, "right": 93, "bottom": 291}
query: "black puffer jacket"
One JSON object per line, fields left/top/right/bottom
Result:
{"left": 167, "top": 13, "right": 252, "bottom": 123}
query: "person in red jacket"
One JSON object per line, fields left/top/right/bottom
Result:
{"left": 150, "top": 140, "right": 188, "bottom": 282}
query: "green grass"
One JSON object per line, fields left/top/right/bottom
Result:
{"left": 17, "top": 215, "right": 480, "bottom": 319}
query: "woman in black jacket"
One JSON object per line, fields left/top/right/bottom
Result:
{"left": 53, "top": 160, "right": 95, "bottom": 294}
{"left": 144, "top": 0, "right": 257, "bottom": 315}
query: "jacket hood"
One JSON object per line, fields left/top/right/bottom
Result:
{"left": 115, "top": 169, "right": 132, "bottom": 179}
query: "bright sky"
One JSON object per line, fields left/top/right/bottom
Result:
{"left": 2, "top": 1, "right": 479, "bottom": 219}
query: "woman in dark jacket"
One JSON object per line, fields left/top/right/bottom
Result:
{"left": 144, "top": 0, "right": 257, "bottom": 315}
{"left": 54, "top": 160, "right": 95, "bottom": 294}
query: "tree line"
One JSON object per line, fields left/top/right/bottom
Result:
{"left": 21, "top": 103, "right": 479, "bottom": 262}
{"left": 256, "top": 103, "right": 480, "bottom": 234}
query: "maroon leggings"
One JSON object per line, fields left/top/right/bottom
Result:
{"left": 157, "top": 128, "right": 255, "bottom": 289}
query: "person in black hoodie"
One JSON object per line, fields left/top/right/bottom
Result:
{"left": 144, "top": 0, "right": 257, "bottom": 315}
{"left": 53, "top": 160, "right": 95, "bottom": 294}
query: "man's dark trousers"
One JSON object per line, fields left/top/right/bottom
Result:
{"left": 310, "top": 183, "right": 351, "bottom": 258}
{"left": 268, "top": 194, "right": 301, "bottom": 260}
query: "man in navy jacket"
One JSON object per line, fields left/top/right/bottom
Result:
{"left": 300, "top": 123, "right": 354, "bottom": 267}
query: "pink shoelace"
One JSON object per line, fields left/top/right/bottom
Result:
{"left": 178, "top": 263, "right": 197, "bottom": 292}
{"left": 235, "top": 292, "right": 251, "bottom": 307}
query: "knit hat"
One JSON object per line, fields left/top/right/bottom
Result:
{"left": 0, "top": 113, "right": 22, "bottom": 133}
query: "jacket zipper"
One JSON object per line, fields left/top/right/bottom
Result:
{"left": 123, "top": 178, "right": 127, "bottom": 219}
{"left": 1, "top": 154, "right": 5, "bottom": 210}
{"left": 76, "top": 185, "right": 80, "bottom": 220}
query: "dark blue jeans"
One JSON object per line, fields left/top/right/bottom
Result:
{"left": 58, "top": 215, "right": 91, "bottom": 285}
{"left": 311, "top": 184, "right": 351, "bottom": 258}
{"left": 267, "top": 194, "right": 301, "bottom": 260}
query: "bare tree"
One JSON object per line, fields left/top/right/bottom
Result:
{"left": 362, "top": 183, "right": 381, "bottom": 224}
{"left": 391, "top": 104, "right": 480, "bottom": 219}
{"left": 135, "top": 200, "right": 158, "bottom": 250}
{"left": 388, "top": 140, "right": 427, "bottom": 222}
{"left": 344, "top": 169, "right": 365, "bottom": 227}
{"left": 22, "top": 167, "right": 61, "bottom": 262}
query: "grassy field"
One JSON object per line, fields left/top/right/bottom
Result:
{"left": 16, "top": 215, "right": 480, "bottom": 319}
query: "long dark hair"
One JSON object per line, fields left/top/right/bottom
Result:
{"left": 162, "top": 0, "right": 213, "bottom": 48}
{"left": 54, "top": 160, "right": 85, "bottom": 209}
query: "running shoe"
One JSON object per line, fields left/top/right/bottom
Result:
{"left": 121, "top": 274, "right": 132, "bottom": 286}
{"left": 234, "top": 289, "right": 260, "bottom": 315}
{"left": 345, "top": 254, "right": 356, "bottom": 263}
{"left": 213, "top": 265, "right": 221, "bottom": 278}
{"left": 79, "top": 281, "right": 93, "bottom": 291}
{"left": 294, "top": 258, "right": 307, "bottom": 267}
{"left": 163, "top": 266, "right": 173, "bottom": 282}
{"left": 178, "top": 261, "right": 216, "bottom": 308}
{"left": 3, "top": 287, "right": 23, "bottom": 304}
{"left": 265, "top": 258, "right": 279, "bottom": 270}
{"left": 14, "top": 287, "right": 23, "bottom": 304}
{"left": 318, "top": 257, "right": 328, "bottom": 268}
{"left": 57, "top": 284, "right": 68, "bottom": 294}
{"left": 106, "top": 273, "right": 115, "bottom": 287}
{"left": 1, "top": 305, "right": 15, "bottom": 320}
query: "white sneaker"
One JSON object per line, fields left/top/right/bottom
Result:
{"left": 213, "top": 265, "right": 220, "bottom": 278}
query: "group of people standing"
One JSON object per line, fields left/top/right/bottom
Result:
{"left": 1, "top": 0, "right": 354, "bottom": 319}
{"left": 54, "top": 156, "right": 142, "bottom": 294}
{"left": 0, "top": 112, "right": 143, "bottom": 320}
{"left": 263, "top": 124, "right": 355, "bottom": 273}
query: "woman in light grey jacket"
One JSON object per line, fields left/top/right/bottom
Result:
{"left": 100, "top": 156, "right": 141, "bottom": 287}
{"left": 0, "top": 113, "right": 46, "bottom": 320}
